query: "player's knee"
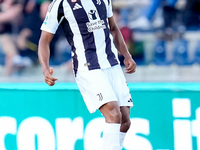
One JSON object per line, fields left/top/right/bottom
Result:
{"left": 121, "top": 119, "right": 131, "bottom": 132}
{"left": 122, "top": 119, "right": 131, "bottom": 131}
{"left": 100, "top": 101, "right": 121, "bottom": 123}
{"left": 106, "top": 108, "right": 121, "bottom": 123}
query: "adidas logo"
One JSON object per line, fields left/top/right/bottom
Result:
{"left": 128, "top": 98, "right": 133, "bottom": 102}
{"left": 73, "top": 3, "right": 82, "bottom": 10}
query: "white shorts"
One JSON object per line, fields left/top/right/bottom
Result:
{"left": 75, "top": 64, "right": 133, "bottom": 113}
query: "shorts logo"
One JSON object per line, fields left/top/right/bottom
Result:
{"left": 71, "top": 0, "right": 77, "bottom": 2}
{"left": 97, "top": 93, "right": 103, "bottom": 101}
{"left": 128, "top": 98, "right": 132, "bottom": 102}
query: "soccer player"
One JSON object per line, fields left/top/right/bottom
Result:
{"left": 38, "top": 0, "right": 136, "bottom": 149}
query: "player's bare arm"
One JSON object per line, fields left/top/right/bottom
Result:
{"left": 38, "top": 31, "right": 58, "bottom": 86}
{"left": 108, "top": 16, "right": 136, "bottom": 74}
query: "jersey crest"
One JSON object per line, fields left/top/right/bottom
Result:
{"left": 96, "top": 0, "right": 101, "bottom": 5}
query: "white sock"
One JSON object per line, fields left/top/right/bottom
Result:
{"left": 102, "top": 123, "right": 121, "bottom": 150}
{"left": 120, "top": 132, "right": 127, "bottom": 149}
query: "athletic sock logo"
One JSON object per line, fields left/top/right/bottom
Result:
{"left": 73, "top": 3, "right": 82, "bottom": 10}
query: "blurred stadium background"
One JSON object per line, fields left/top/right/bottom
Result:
{"left": 0, "top": 0, "right": 200, "bottom": 82}
{"left": 0, "top": 0, "right": 200, "bottom": 150}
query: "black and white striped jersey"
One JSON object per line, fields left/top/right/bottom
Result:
{"left": 41, "top": 0, "right": 119, "bottom": 73}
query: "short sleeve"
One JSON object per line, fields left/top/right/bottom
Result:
{"left": 41, "top": 0, "right": 63, "bottom": 34}
{"left": 107, "top": 0, "right": 113, "bottom": 18}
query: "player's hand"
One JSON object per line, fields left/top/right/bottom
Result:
{"left": 124, "top": 57, "right": 137, "bottom": 74}
{"left": 44, "top": 67, "right": 58, "bottom": 86}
